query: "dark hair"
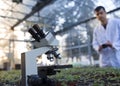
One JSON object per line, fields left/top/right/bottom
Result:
{"left": 94, "top": 6, "right": 106, "bottom": 12}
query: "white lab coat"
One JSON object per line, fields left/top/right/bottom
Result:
{"left": 107, "top": 18, "right": 120, "bottom": 68}
{"left": 92, "top": 18, "right": 120, "bottom": 68}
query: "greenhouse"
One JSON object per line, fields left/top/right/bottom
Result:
{"left": 0, "top": 0, "right": 120, "bottom": 86}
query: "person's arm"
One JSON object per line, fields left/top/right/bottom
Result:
{"left": 112, "top": 19, "right": 120, "bottom": 50}
{"left": 92, "top": 29, "right": 102, "bottom": 52}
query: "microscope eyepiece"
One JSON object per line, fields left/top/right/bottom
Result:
{"left": 28, "top": 28, "right": 41, "bottom": 42}
{"left": 32, "top": 24, "right": 46, "bottom": 39}
{"left": 28, "top": 24, "right": 46, "bottom": 42}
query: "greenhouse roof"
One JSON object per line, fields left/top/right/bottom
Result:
{"left": 0, "top": 0, "right": 120, "bottom": 32}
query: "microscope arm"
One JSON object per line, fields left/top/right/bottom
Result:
{"left": 21, "top": 47, "right": 51, "bottom": 86}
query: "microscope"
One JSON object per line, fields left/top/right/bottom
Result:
{"left": 21, "top": 24, "right": 72, "bottom": 86}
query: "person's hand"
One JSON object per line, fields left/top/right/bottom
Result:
{"left": 98, "top": 45, "right": 103, "bottom": 52}
{"left": 106, "top": 41, "right": 113, "bottom": 48}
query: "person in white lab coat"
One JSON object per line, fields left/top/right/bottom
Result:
{"left": 92, "top": 6, "right": 120, "bottom": 68}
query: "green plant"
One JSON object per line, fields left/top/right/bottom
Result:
{"left": 49, "top": 66, "right": 120, "bottom": 86}
{"left": 0, "top": 66, "right": 120, "bottom": 86}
